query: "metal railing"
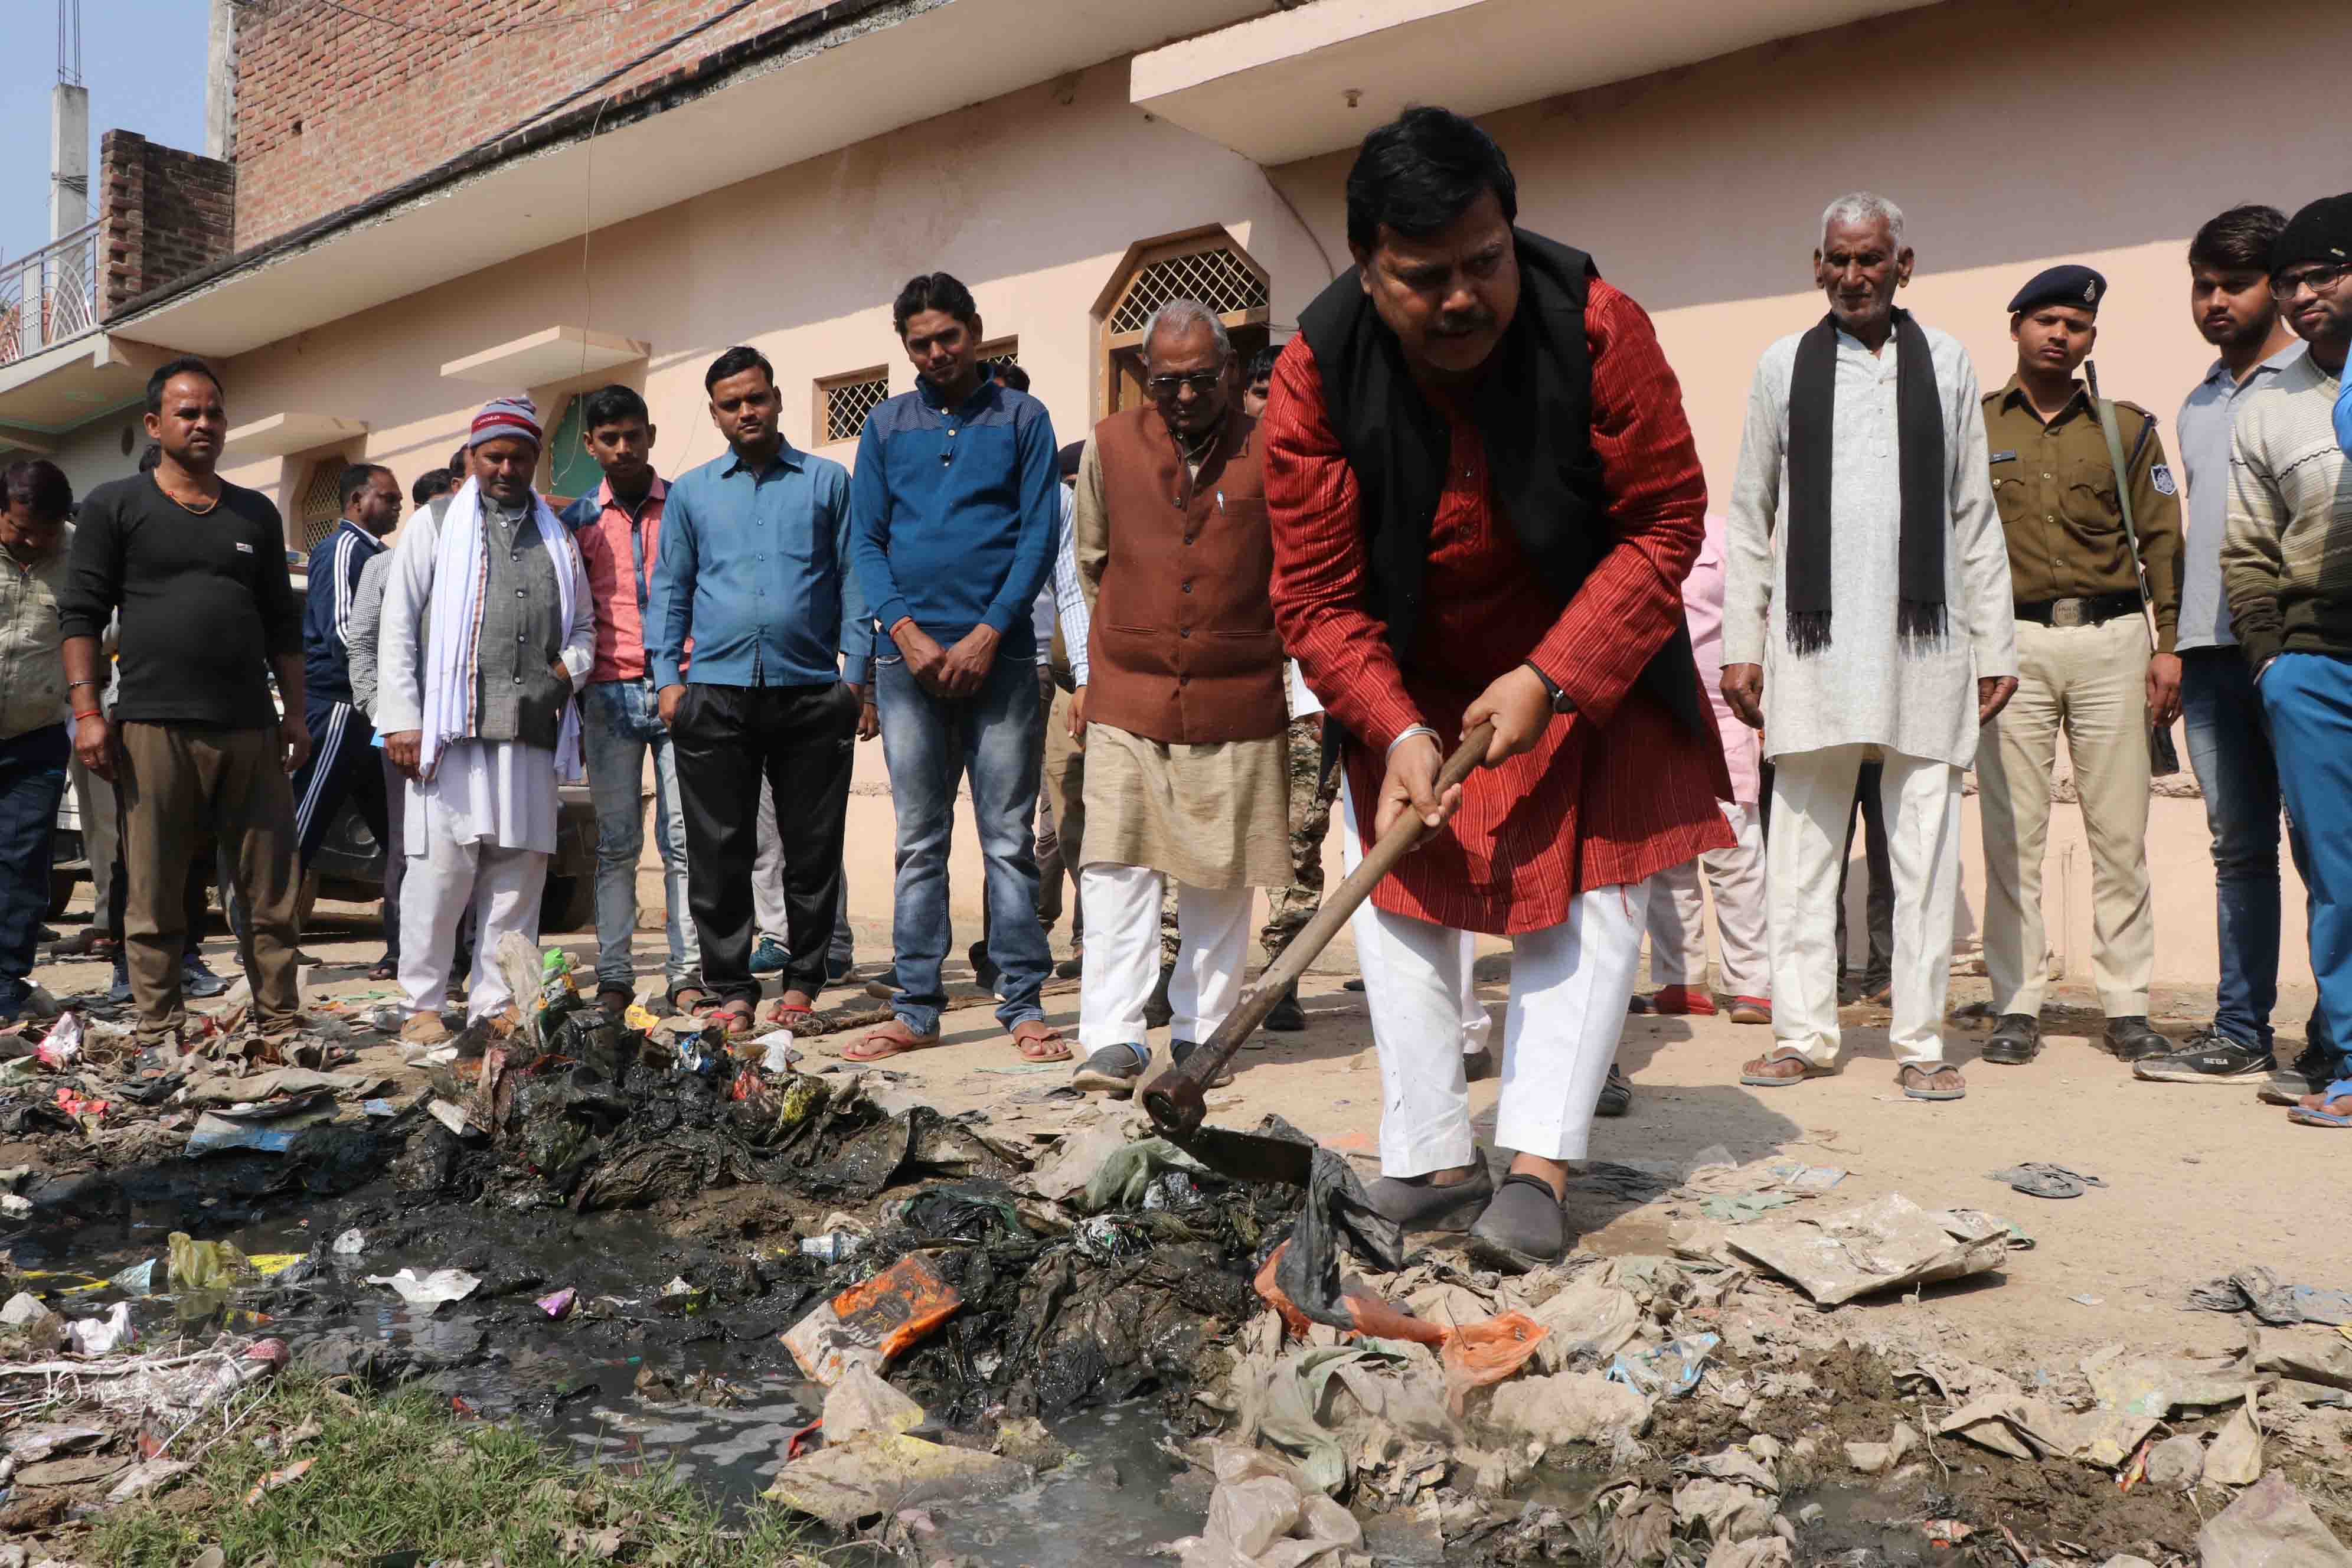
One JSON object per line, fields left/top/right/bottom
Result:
{"left": 0, "top": 221, "right": 102, "bottom": 367}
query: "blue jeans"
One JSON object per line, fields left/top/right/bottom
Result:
{"left": 2256, "top": 652, "right": 2352, "bottom": 1077}
{"left": 0, "top": 724, "right": 68, "bottom": 1015}
{"left": 874, "top": 650, "right": 1050, "bottom": 1035}
{"left": 582, "top": 678, "right": 698, "bottom": 995}
{"left": 2182, "top": 649, "right": 2332, "bottom": 1056}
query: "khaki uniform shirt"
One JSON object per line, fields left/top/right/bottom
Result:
{"left": 0, "top": 528, "right": 73, "bottom": 741}
{"left": 1982, "top": 377, "right": 2184, "bottom": 651}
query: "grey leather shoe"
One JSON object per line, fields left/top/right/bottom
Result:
{"left": 1364, "top": 1162, "right": 1494, "bottom": 1231}
{"left": 1468, "top": 1172, "right": 1569, "bottom": 1270}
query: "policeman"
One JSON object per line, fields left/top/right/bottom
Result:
{"left": 1975, "top": 264, "right": 2184, "bottom": 1069}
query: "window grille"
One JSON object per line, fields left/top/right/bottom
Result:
{"left": 296, "top": 458, "right": 348, "bottom": 552}
{"left": 979, "top": 338, "right": 1020, "bottom": 384}
{"left": 820, "top": 370, "right": 890, "bottom": 444}
{"left": 1108, "top": 244, "right": 1268, "bottom": 336}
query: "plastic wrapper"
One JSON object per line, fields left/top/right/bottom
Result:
{"left": 782, "top": 1253, "right": 961, "bottom": 1384}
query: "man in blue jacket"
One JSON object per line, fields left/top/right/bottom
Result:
{"left": 847, "top": 273, "right": 1063, "bottom": 1063}
{"left": 289, "top": 464, "right": 400, "bottom": 938}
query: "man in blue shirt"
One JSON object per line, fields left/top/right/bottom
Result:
{"left": 847, "top": 273, "right": 1064, "bottom": 1062}
{"left": 289, "top": 463, "right": 399, "bottom": 958}
{"left": 651, "top": 347, "right": 870, "bottom": 1033}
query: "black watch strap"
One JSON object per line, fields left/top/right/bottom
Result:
{"left": 1523, "top": 660, "right": 1574, "bottom": 714}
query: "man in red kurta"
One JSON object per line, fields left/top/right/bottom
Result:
{"left": 1266, "top": 107, "right": 1730, "bottom": 1267}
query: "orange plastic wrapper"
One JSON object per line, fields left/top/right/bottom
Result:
{"left": 781, "top": 1253, "right": 962, "bottom": 1384}
{"left": 1253, "top": 1242, "right": 1446, "bottom": 1347}
{"left": 1255, "top": 1242, "right": 1548, "bottom": 1412}
{"left": 1440, "top": 1312, "right": 1547, "bottom": 1411}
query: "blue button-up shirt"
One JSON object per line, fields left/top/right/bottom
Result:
{"left": 648, "top": 439, "right": 871, "bottom": 691}
{"left": 848, "top": 375, "right": 1058, "bottom": 659}
{"left": 2175, "top": 339, "right": 2306, "bottom": 650}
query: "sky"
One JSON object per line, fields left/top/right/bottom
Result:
{"left": 1, "top": 1, "right": 208, "bottom": 266}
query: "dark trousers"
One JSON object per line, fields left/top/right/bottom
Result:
{"left": 671, "top": 681, "right": 858, "bottom": 1005}
{"left": 1835, "top": 761, "right": 1895, "bottom": 988}
{"left": 109, "top": 820, "right": 213, "bottom": 968}
{"left": 292, "top": 698, "right": 388, "bottom": 870}
{"left": 379, "top": 750, "right": 406, "bottom": 965}
{"left": 0, "top": 724, "right": 69, "bottom": 1007}
{"left": 115, "top": 721, "right": 301, "bottom": 1042}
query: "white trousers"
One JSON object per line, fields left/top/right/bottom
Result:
{"left": 1766, "top": 744, "right": 1961, "bottom": 1070}
{"left": 1341, "top": 778, "right": 1645, "bottom": 1175}
{"left": 399, "top": 835, "right": 549, "bottom": 1023}
{"left": 1645, "top": 801, "right": 1769, "bottom": 998}
{"left": 1078, "top": 863, "right": 1253, "bottom": 1047}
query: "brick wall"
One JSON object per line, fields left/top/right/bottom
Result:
{"left": 97, "top": 131, "right": 237, "bottom": 316}
{"left": 229, "top": 0, "right": 840, "bottom": 250}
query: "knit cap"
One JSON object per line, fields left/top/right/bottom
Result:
{"left": 469, "top": 394, "right": 543, "bottom": 449}
{"left": 2269, "top": 193, "right": 2352, "bottom": 275}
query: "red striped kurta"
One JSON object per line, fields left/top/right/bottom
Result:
{"left": 1263, "top": 279, "right": 1734, "bottom": 936}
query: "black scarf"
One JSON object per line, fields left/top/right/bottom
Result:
{"left": 1296, "top": 228, "right": 1708, "bottom": 740}
{"left": 1784, "top": 307, "right": 1947, "bottom": 655}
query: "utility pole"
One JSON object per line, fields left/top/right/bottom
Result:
{"left": 51, "top": 0, "right": 89, "bottom": 240}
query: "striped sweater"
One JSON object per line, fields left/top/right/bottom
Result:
{"left": 2223, "top": 352, "right": 2352, "bottom": 668}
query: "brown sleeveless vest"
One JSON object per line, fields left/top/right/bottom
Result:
{"left": 1085, "top": 406, "right": 1285, "bottom": 744}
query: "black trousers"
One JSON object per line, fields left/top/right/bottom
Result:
{"left": 671, "top": 681, "right": 858, "bottom": 1004}
{"left": 1835, "top": 760, "right": 1896, "bottom": 987}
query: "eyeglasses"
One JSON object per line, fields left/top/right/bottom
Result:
{"left": 2269, "top": 261, "right": 2352, "bottom": 299}
{"left": 1146, "top": 371, "right": 1223, "bottom": 399}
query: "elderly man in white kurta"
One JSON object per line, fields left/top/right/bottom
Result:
{"left": 377, "top": 395, "right": 594, "bottom": 1043}
{"left": 1721, "top": 194, "right": 2018, "bottom": 1102}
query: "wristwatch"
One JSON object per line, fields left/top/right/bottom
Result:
{"left": 1523, "top": 661, "right": 1576, "bottom": 714}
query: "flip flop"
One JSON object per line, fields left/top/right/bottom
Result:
{"left": 667, "top": 984, "right": 718, "bottom": 1017}
{"left": 707, "top": 1001, "right": 756, "bottom": 1037}
{"left": 1741, "top": 1053, "right": 1836, "bottom": 1088}
{"left": 843, "top": 1021, "right": 943, "bottom": 1062}
{"left": 1012, "top": 1021, "right": 1073, "bottom": 1064}
{"left": 1899, "top": 1064, "right": 1967, "bottom": 1102}
{"left": 1986, "top": 1162, "right": 2105, "bottom": 1199}
{"left": 2288, "top": 1079, "right": 2352, "bottom": 1128}
{"left": 762, "top": 997, "right": 818, "bottom": 1027}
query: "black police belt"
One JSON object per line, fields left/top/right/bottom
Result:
{"left": 2012, "top": 589, "right": 2142, "bottom": 629}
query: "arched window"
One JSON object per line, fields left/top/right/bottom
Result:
{"left": 1093, "top": 228, "right": 1270, "bottom": 419}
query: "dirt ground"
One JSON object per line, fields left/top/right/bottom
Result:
{"left": 31, "top": 868, "right": 2335, "bottom": 1384}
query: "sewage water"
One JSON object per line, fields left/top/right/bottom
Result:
{"left": 11, "top": 1188, "right": 1200, "bottom": 1563}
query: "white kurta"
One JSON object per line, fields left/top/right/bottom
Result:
{"left": 1722, "top": 322, "right": 2017, "bottom": 768}
{"left": 374, "top": 496, "right": 594, "bottom": 855}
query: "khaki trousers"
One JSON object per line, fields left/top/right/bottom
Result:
{"left": 1975, "top": 614, "right": 2153, "bottom": 1017}
{"left": 116, "top": 721, "right": 302, "bottom": 1042}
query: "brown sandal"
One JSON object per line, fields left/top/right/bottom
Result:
{"left": 844, "top": 1020, "right": 943, "bottom": 1061}
{"left": 1012, "top": 1020, "right": 1073, "bottom": 1063}
{"left": 1740, "top": 1053, "right": 1836, "bottom": 1087}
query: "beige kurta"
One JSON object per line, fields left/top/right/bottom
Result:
{"left": 1073, "top": 436, "right": 1290, "bottom": 890}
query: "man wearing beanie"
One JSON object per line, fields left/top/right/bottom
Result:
{"left": 2223, "top": 192, "right": 2352, "bottom": 1126}
{"left": 1974, "top": 264, "right": 2184, "bottom": 1070}
{"left": 377, "top": 395, "right": 594, "bottom": 1041}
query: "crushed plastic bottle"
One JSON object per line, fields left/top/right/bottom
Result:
{"left": 799, "top": 1232, "right": 864, "bottom": 1263}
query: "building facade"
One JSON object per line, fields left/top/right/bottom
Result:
{"left": 2, "top": 0, "right": 2342, "bottom": 983}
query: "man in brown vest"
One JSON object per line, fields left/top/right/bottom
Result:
{"left": 1066, "top": 300, "right": 1293, "bottom": 1095}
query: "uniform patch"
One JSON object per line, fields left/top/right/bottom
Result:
{"left": 2151, "top": 463, "right": 2177, "bottom": 496}
{"left": 1990, "top": 449, "right": 2017, "bottom": 463}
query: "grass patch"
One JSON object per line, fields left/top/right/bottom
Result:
{"left": 92, "top": 1374, "right": 825, "bottom": 1567}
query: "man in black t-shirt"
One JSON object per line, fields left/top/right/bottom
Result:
{"left": 58, "top": 357, "right": 309, "bottom": 1050}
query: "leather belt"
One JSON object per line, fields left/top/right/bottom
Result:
{"left": 2013, "top": 589, "right": 2141, "bottom": 629}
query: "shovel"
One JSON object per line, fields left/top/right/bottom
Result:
{"left": 1140, "top": 722, "right": 1496, "bottom": 1184}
